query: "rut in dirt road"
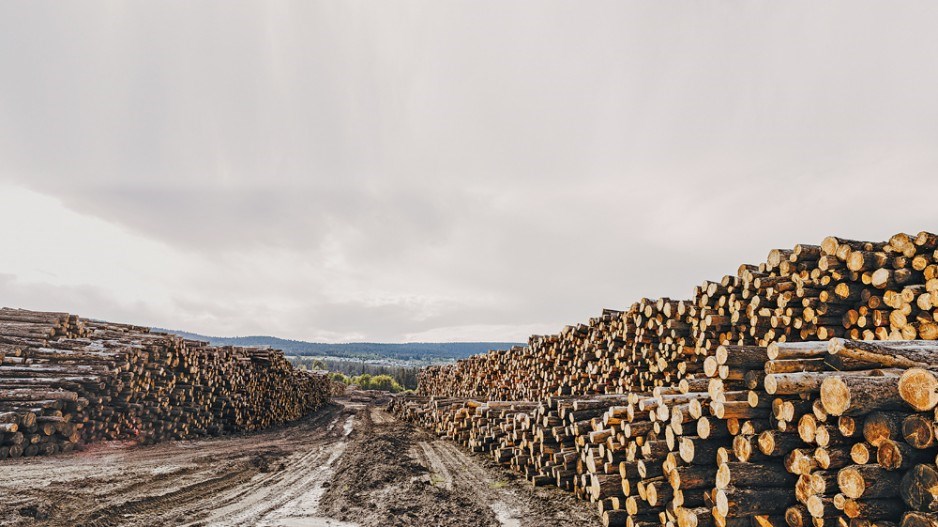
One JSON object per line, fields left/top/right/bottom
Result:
{"left": 320, "top": 406, "right": 600, "bottom": 527}
{"left": 0, "top": 402, "right": 597, "bottom": 527}
{"left": 0, "top": 404, "right": 355, "bottom": 527}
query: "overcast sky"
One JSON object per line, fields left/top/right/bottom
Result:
{"left": 1, "top": 2, "right": 937, "bottom": 342}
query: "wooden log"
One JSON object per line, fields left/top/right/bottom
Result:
{"left": 806, "top": 495, "right": 840, "bottom": 519}
{"left": 668, "top": 464, "right": 716, "bottom": 490}
{"left": 602, "top": 510, "right": 629, "bottom": 527}
{"left": 876, "top": 439, "right": 933, "bottom": 471}
{"left": 898, "top": 369, "right": 938, "bottom": 412}
{"left": 828, "top": 340, "right": 938, "bottom": 370}
{"left": 838, "top": 464, "right": 903, "bottom": 499}
{"left": 900, "top": 464, "right": 938, "bottom": 511}
{"left": 759, "top": 430, "right": 805, "bottom": 457}
{"left": 786, "top": 504, "right": 813, "bottom": 527}
{"left": 842, "top": 499, "right": 905, "bottom": 520}
{"left": 864, "top": 412, "right": 908, "bottom": 447}
{"left": 715, "top": 461, "right": 796, "bottom": 489}
{"left": 902, "top": 512, "right": 938, "bottom": 527}
{"left": 820, "top": 375, "right": 903, "bottom": 416}
{"left": 902, "top": 414, "right": 938, "bottom": 449}
{"left": 786, "top": 448, "right": 819, "bottom": 476}
{"left": 816, "top": 446, "right": 853, "bottom": 471}
{"left": 715, "top": 487, "right": 793, "bottom": 516}
{"left": 851, "top": 443, "right": 874, "bottom": 465}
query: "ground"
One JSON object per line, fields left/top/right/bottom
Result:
{"left": 0, "top": 400, "right": 600, "bottom": 527}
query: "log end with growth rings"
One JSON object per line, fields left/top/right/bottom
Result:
{"left": 898, "top": 368, "right": 938, "bottom": 412}
{"left": 714, "top": 489, "right": 730, "bottom": 518}
{"left": 675, "top": 507, "right": 699, "bottom": 527}
{"left": 805, "top": 495, "right": 825, "bottom": 519}
{"left": 827, "top": 337, "right": 847, "bottom": 355}
{"left": 837, "top": 466, "right": 866, "bottom": 499}
{"left": 678, "top": 437, "right": 695, "bottom": 464}
{"left": 764, "top": 374, "right": 779, "bottom": 395}
{"left": 820, "top": 375, "right": 850, "bottom": 416}
{"left": 757, "top": 431, "right": 775, "bottom": 456}
{"left": 715, "top": 463, "right": 731, "bottom": 489}
{"left": 785, "top": 505, "right": 809, "bottom": 527}
{"left": 900, "top": 464, "right": 938, "bottom": 511}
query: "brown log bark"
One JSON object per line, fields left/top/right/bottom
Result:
{"left": 900, "top": 464, "right": 938, "bottom": 511}
{"left": 842, "top": 498, "right": 904, "bottom": 520}
{"left": 715, "top": 487, "right": 793, "bottom": 516}
{"left": 715, "top": 461, "right": 795, "bottom": 489}
{"left": 838, "top": 464, "right": 903, "bottom": 499}
{"left": 876, "top": 439, "right": 934, "bottom": 471}
{"left": 903, "top": 414, "right": 938, "bottom": 449}
{"left": 820, "top": 375, "right": 903, "bottom": 416}
{"left": 864, "top": 411, "right": 908, "bottom": 447}
{"left": 903, "top": 512, "right": 938, "bottom": 527}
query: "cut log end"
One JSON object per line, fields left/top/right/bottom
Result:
{"left": 898, "top": 368, "right": 938, "bottom": 412}
{"left": 900, "top": 464, "right": 938, "bottom": 511}
{"left": 837, "top": 466, "right": 866, "bottom": 499}
{"left": 820, "top": 376, "right": 850, "bottom": 417}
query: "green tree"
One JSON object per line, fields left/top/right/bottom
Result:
{"left": 329, "top": 372, "right": 350, "bottom": 384}
{"left": 354, "top": 373, "right": 372, "bottom": 388}
{"left": 367, "top": 374, "right": 402, "bottom": 392}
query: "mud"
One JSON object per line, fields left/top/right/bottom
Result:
{"left": 0, "top": 402, "right": 599, "bottom": 527}
{"left": 320, "top": 406, "right": 599, "bottom": 527}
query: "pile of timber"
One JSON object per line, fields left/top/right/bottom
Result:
{"left": 419, "top": 231, "right": 938, "bottom": 402}
{"left": 392, "top": 339, "right": 938, "bottom": 527}
{"left": 0, "top": 308, "right": 332, "bottom": 459}
{"left": 398, "top": 230, "right": 938, "bottom": 527}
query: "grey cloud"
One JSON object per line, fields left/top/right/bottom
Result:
{"left": 2, "top": 2, "right": 938, "bottom": 341}
{"left": 0, "top": 274, "right": 162, "bottom": 328}
{"left": 56, "top": 184, "right": 467, "bottom": 256}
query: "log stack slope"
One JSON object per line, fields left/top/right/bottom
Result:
{"left": 393, "top": 231, "right": 938, "bottom": 527}
{"left": 0, "top": 308, "right": 332, "bottom": 459}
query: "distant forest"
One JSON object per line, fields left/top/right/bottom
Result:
{"left": 155, "top": 329, "right": 522, "bottom": 362}
{"left": 290, "top": 357, "right": 420, "bottom": 390}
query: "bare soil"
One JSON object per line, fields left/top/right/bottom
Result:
{"left": 0, "top": 400, "right": 599, "bottom": 527}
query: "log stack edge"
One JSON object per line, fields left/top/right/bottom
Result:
{"left": 391, "top": 231, "right": 938, "bottom": 527}
{"left": 0, "top": 309, "right": 332, "bottom": 459}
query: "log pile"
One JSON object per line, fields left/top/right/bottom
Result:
{"left": 419, "top": 231, "right": 938, "bottom": 402}
{"left": 398, "top": 231, "right": 938, "bottom": 527}
{"left": 0, "top": 308, "right": 332, "bottom": 459}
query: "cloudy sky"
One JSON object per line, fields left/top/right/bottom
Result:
{"left": 1, "top": 2, "right": 937, "bottom": 342}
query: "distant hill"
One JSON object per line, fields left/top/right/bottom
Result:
{"left": 153, "top": 329, "right": 522, "bottom": 362}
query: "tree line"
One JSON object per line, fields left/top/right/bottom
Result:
{"left": 288, "top": 356, "right": 420, "bottom": 391}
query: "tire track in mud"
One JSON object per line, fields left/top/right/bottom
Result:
{"left": 321, "top": 406, "right": 600, "bottom": 527}
{"left": 319, "top": 406, "right": 502, "bottom": 527}
{"left": 196, "top": 414, "right": 356, "bottom": 526}
{"left": 75, "top": 469, "right": 257, "bottom": 527}
{"left": 403, "top": 410, "right": 600, "bottom": 527}
{"left": 0, "top": 403, "right": 352, "bottom": 527}
{"left": 0, "top": 402, "right": 598, "bottom": 527}
{"left": 116, "top": 407, "right": 355, "bottom": 527}
{"left": 414, "top": 439, "right": 523, "bottom": 526}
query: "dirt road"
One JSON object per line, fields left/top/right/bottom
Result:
{"left": 0, "top": 401, "right": 599, "bottom": 527}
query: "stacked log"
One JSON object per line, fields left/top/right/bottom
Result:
{"left": 418, "top": 309, "right": 633, "bottom": 400}
{"left": 403, "top": 231, "right": 938, "bottom": 527}
{"left": 418, "top": 301, "right": 706, "bottom": 401}
{"left": 0, "top": 308, "right": 332, "bottom": 459}
{"left": 394, "top": 339, "right": 938, "bottom": 527}
{"left": 422, "top": 232, "right": 937, "bottom": 401}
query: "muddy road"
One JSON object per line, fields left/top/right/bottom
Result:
{"left": 0, "top": 401, "right": 599, "bottom": 527}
